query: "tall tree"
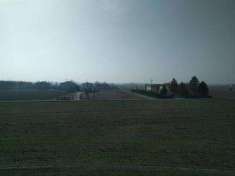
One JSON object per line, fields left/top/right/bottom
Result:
{"left": 189, "top": 76, "right": 199, "bottom": 94}
{"left": 170, "top": 78, "right": 178, "bottom": 93}
{"left": 198, "top": 81, "right": 209, "bottom": 97}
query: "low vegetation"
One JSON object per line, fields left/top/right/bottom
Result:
{"left": 0, "top": 100, "right": 234, "bottom": 175}
{"left": 0, "top": 81, "right": 113, "bottom": 101}
{"left": 0, "top": 81, "right": 80, "bottom": 93}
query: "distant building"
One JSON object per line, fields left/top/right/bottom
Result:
{"left": 145, "top": 84, "right": 161, "bottom": 93}
{"left": 145, "top": 83, "right": 171, "bottom": 94}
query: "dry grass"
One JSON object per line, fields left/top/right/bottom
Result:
{"left": 0, "top": 99, "right": 235, "bottom": 175}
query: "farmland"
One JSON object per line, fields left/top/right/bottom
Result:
{"left": 0, "top": 99, "right": 235, "bottom": 175}
{"left": 0, "top": 90, "right": 66, "bottom": 101}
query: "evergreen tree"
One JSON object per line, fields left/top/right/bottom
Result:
{"left": 170, "top": 78, "right": 178, "bottom": 93}
{"left": 189, "top": 76, "right": 199, "bottom": 95}
{"left": 198, "top": 81, "right": 209, "bottom": 97}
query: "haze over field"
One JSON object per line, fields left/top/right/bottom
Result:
{"left": 0, "top": 0, "right": 235, "bottom": 84}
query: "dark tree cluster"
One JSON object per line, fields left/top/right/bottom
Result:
{"left": 169, "top": 76, "right": 210, "bottom": 98}
{"left": 0, "top": 81, "right": 80, "bottom": 93}
{"left": 80, "top": 82, "right": 115, "bottom": 99}
{"left": 80, "top": 82, "right": 114, "bottom": 93}
{"left": 58, "top": 81, "right": 80, "bottom": 92}
{"left": 0, "top": 80, "right": 116, "bottom": 94}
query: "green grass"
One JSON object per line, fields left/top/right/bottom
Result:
{"left": 0, "top": 99, "right": 235, "bottom": 175}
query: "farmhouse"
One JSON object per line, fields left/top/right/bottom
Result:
{"left": 145, "top": 84, "right": 161, "bottom": 93}
{"left": 145, "top": 83, "right": 171, "bottom": 94}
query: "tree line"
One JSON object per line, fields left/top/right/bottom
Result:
{"left": 0, "top": 81, "right": 80, "bottom": 93}
{"left": 167, "top": 76, "right": 210, "bottom": 98}
{"left": 0, "top": 81, "right": 114, "bottom": 93}
{"left": 132, "top": 76, "right": 210, "bottom": 99}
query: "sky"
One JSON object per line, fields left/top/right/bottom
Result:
{"left": 0, "top": 0, "right": 234, "bottom": 84}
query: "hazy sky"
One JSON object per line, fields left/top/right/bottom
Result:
{"left": 0, "top": 0, "right": 234, "bottom": 84}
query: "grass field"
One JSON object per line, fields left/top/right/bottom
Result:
{"left": 0, "top": 99, "right": 235, "bottom": 175}
{"left": 0, "top": 90, "right": 66, "bottom": 101}
{"left": 210, "top": 85, "right": 235, "bottom": 100}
